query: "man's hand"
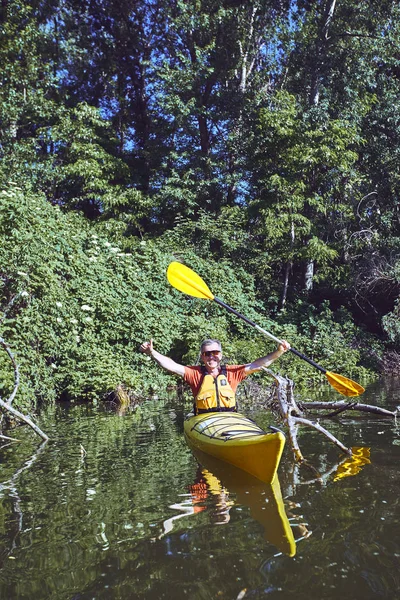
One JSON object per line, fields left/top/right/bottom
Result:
{"left": 278, "top": 340, "right": 291, "bottom": 354}
{"left": 140, "top": 339, "right": 153, "bottom": 356}
{"left": 139, "top": 340, "right": 185, "bottom": 377}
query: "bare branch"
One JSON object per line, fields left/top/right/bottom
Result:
{"left": 262, "top": 368, "right": 352, "bottom": 466}
{"left": 0, "top": 329, "right": 49, "bottom": 440}
{"left": 356, "top": 191, "right": 378, "bottom": 221}
{"left": 303, "top": 401, "right": 397, "bottom": 418}
{"left": 294, "top": 417, "right": 351, "bottom": 455}
{"left": 0, "top": 433, "right": 20, "bottom": 442}
{"left": 0, "top": 399, "right": 49, "bottom": 441}
{"left": 338, "top": 31, "right": 384, "bottom": 40}
{"left": 0, "top": 337, "right": 20, "bottom": 405}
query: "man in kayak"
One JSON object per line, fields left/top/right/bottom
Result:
{"left": 140, "top": 338, "right": 290, "bottom": 414}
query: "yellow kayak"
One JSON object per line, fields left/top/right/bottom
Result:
{"left": 184, "top": 412, "right": 285, "bottom": 484}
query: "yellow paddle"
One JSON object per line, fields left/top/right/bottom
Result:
{"left": 167, "top": 262, "right": 365, "bottom": 398}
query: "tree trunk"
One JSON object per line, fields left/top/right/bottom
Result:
{"left": 309, "top": 0, "right": 337, "bottom": 107}
{"left": 305, "top": 0, "right": 337, "bottom": 292}
{"left": 304, "top": 259, "right": 314, "bottom": 292}
{"left": 280, "top": 218, "right": 295, "bottom": 308}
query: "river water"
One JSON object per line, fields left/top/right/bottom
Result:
{"left": 0, "top": 378, "right": 399, "bottom": 600}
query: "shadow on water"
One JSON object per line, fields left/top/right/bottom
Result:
{"left": 0, "top": 380, "right": 399, "bottom": 599}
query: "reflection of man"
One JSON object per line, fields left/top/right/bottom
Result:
{"left": 188, "top": 471, "right": 208, "bottom": 514}
{"left": 285, "top": 500, "right": 311, "bottom": 541}
{"left": 188, "top": 467, "right": 233, "bottom": 524}
{"left": 159, "top": 466, "right": 233, "bottom": 540}
{"left": 140, "top": 338, "right": 290, "bottom": 414}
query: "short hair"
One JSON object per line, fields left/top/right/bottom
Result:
{"left": 200, "top": 339, "right": 222, "bottom": 353}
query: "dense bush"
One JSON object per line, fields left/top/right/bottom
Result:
{"left": 0, "top": 185, "right": 179, "bottom": 407}
{"left": 0, "top": 185, "right": 376, "bottom": 410}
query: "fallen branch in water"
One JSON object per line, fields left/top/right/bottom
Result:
{"left": 263, "top": 368, "right": 352, "bottom": 474}
{"left": 298, "top": 400, "right": 397, "bottom": 418}
{"left": 262, "top": 369, "right": 398, "bottom": 481}
{"left": 0, "top": 398, "right": 49, "bottom": 441}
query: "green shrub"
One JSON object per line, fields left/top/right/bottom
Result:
{"left": 0, "top": 185, "right": 373, "bottom": 410}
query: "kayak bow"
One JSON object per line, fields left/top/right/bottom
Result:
{"left": 184, "top": 412, "right": 285, "bottom": 484}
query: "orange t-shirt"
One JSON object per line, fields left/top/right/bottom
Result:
{"left": 183, "top": 365, "right": 248, "bottom": 397}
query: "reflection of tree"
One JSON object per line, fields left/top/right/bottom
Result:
{"left": 159, "top": 497, "right": 196, "bottom": 538}
{"left": 0, "top": 441, "right": 48, "bottom": 565}
{"left": 284, "top": 446, "right": 371, "bottom": 493}
{"left": 0, "top": 332, "right": 49, "bottom": 566}
{"left": 0, "top": 489, "right": 23, "bottom": 566}
{"left": 0, "top": 400, "right": 396, "bottom": 599}
{"left": 0, "top": 441, "right": 48, "bottom": 495}
{"left": 0, "top": 402, "right": 199, "bottom": 598}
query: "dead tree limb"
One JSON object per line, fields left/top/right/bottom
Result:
{"left": 0, "top": 330, "right": 49, "bottom": 441}
{"left": 293, "top": 417, "right": 352, "bottom": 455}
{"left": 262, "top": 368, "right": 352, "bottom": 468}
{"left": 0, "top": 398, "right": 49, "bottom": 441}
{"left": 0, "top": 337, "right": 20, "bottom": 406}
{"left": 300, "top": 401, "right": 397, "bottom": 418}
{"left": 323, "top": 402, "right": 358, "bottom": 417}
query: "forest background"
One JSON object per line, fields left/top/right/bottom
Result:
{"left": 1, "top": 0, "right": 400, "bottom": 411}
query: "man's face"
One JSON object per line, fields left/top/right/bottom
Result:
{"left": 201, "top": 344, "right": 222, "bottom": 371}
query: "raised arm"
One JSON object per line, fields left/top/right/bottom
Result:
{"left": 244, "top": 340, "right": 291, "bottom": 375}
{"left": 140, "top": 339, "right": 185, "bottom": 377}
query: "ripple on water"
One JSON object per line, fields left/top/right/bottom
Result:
{"left": 1, "top": 398, "right": 400, "bottom": 600}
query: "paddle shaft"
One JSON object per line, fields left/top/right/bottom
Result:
{"left": 214, "top": 297, "right": 327, "bottom": 374}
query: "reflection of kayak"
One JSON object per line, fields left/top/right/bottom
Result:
{"left": 184, "top": 412, "right": 285, "bottom": 484}
{"left": 190, "top": 447, "right": 296, "bottom": 557}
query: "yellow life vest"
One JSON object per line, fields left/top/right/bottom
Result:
{"left": 195, "top": 367, "right": 236, "bottom": 414}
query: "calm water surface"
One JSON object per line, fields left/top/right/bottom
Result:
{"left": 0, "top": 378, "right": 399, "bottom": 600}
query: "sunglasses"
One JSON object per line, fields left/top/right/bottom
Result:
{"left": 202, "top": 350, "right": 221, "bottom": 357}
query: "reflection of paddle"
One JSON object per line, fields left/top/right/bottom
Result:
{"left": 167, "top": 262, "right": 365, "bottom": 398}
{"left": 190, "top": 447, "right": 297, "bottom": 557}
{"left": 333, "top": 447, "right": 371, "bottom": 481}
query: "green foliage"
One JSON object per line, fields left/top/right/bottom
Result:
{"left": 0, "top": 185, "right": 180, "bottom": 406}
{"left": 161, "top": 206, "right": 249, "bottom": 261}
{"left": 274, "top": 301, "right": 375, "bottom": 386}
{"left": 0, "top": 185, "right": 291, "bottom": 408}
{"left": 0, "top": 3, "right": 60, "bottom": 188}
{"left": 382, "top": 264, "right": 400, "bottom": 344}
{"left": 247, "top": 90, "right": 361, "bottom": 300}
{"left": 0, "top": 185, "right": 370, "bottom": 409}
{"left": 49, "top": 103, "right": 149, "bottom": 222}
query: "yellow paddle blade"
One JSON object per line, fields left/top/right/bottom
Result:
{"left": 167, "top": 262, "right": 214, "bottom": 300}
{"left": 326, "top": 371, "right": 365, "bottom": 397}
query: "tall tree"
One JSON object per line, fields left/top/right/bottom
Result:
{"left": 0, "top": 1, "right": 60, "bottom": 187}
{"left": 150, "top": 0, "right": 292, "bottom": 230}
{"left": 244, "top": 0, "right": 400, "bottom": 310}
